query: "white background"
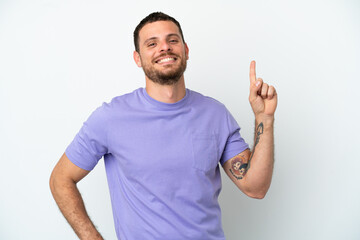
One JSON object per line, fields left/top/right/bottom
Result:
{"left": 1, "top": 0, "right": 359, "bottom": 239}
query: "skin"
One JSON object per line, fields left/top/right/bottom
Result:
{"left": 49, "top": 20, "right": 277, "bottom": 238}
{"left": 133, "top": 21, "right": 189, "bottom": 104}
{"left": 49, "top": 153, "right": 102, "bottom": 240}
{"left": 223, "top": 60, "right": 277, "bottom": 199}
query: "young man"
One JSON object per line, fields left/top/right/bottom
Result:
{"left": 50, "top": 12, "right": 277, "bottom": 240}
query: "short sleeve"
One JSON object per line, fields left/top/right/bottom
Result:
{"left": 220, "top": 109, "right": 249, "bottom": 165}
{"left": 65, "top": 104, "right": 109, "bottom": 171}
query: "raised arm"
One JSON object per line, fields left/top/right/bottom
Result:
{"left": 223, "top": 61, "right": 277, "bottom": 199}
{"left": 49, "top": 153, "right": 103, "bottom": 239}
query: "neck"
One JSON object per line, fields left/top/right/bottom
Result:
{"left": 145, "top": 76, "right": 186, "bottom": 103}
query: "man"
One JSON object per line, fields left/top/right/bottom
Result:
{"left": 50, "top": 12, "right": 277, "bottom": 240}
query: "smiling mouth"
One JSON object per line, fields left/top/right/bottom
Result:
{"left": 155, "top": 57, "right": 177, "bottom": 64}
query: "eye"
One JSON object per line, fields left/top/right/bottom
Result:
{"left": 169, "top": 39, "right": 179, "bottom": 43}
{"left": 147, "top": 42, "right": 156, "bottom": 47}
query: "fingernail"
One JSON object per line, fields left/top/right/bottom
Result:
{"left": 256, "top": 81, "right": 260, "bottom": 87}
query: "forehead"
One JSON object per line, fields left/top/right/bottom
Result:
{"left": 138, "top": 21, "right": 181, "bottom": 42}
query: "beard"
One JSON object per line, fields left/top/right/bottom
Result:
{"left": 141, "top": 54, "right": 187, "bottom": 85}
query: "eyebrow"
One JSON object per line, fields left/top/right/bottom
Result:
{"left": 143, "top": 33, "right": 181, "bottom": 46}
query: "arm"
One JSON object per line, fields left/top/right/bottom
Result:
{"left": 49, "top": 153, "right": 104, "bottom": 240}
{"left": 222, "top": 61, "right": 277, "bottom": 199}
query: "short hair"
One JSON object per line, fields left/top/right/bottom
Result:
{"left": 133, "top": 12, "right": 185, "bottom": 52}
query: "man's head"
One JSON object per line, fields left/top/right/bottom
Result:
{"left": 133, "top": 12, "right": 185, "bottom": 53}
{"left": 133, "top": 12, "right": 189, "bottom": 85}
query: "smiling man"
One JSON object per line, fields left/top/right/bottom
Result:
{"left": 50, "top": 12, "right": 277, "bottom": 240}
{"left": 134, "top": 20, "right": 188, "bottom": 86}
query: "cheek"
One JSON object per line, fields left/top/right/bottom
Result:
{"left": 139, "top": 50, "right": 153, "bottom": 61}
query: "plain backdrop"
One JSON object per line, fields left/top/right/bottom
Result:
{"left": 0, "top": 0, "right": 359, "bottom": 239}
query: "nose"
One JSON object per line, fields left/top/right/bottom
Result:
{"left": 159, "top": 40, "right": 172, "bottom": 52}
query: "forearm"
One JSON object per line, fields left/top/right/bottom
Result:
{"left": 225, "top": 60, "right": 277, "bottom": 198}
{"left": 243, "top": 116, "right": 274, "bottom": 198}
{"left": 50, "top": 178, "right": 103, "bottom": 240}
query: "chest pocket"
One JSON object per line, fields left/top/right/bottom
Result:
{"left": 191, "top": 133, "right": 219, "bottom": 172}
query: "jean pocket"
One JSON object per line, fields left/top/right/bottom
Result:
{"left": 191, "top": 133, "right": 218, "bottom": 172}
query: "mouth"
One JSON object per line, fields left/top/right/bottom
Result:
{"left": 155, "top": 56, "right": 178, "bottom": 64}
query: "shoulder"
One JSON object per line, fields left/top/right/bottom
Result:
{"left": 189, "top": 89, "right": 227, "bottom": 112}
{"left": 95, "top": 88, "right": 143, "bottom": 115}
{"left": 88, "top": 88, "right": 142, "bottom": 122}
{"left": 108, "top": 88, "right": 142, "bottom": 108}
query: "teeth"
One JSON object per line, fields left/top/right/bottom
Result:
{"left": 158, "top": 57, "right": 175, "bottom": 63}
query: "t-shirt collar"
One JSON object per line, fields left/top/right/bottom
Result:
{"left": 141, "top": 88, "right": 191, "bottom": 110}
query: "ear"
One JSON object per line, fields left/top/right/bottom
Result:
{"left": 185, "top": 43, "right": 189, "bottom": 60}
{"left": 133, "top": 51, "right": 142, "bottom": 67}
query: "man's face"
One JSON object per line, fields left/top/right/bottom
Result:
{"left": 134, "top": 21, "right": 189, "bottom": 85}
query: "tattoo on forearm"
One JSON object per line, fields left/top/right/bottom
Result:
{"left": 248, "top": 122, "right": 264, "bottom": 170}
{"left": 229, "top": 154, "right": 248, "bottom": 180}
{"left": 229, "top": 122, "right": 264, "bottom": 180}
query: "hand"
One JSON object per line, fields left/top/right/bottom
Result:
{"left": 249, "top": 61, "right": 277, "bottom": 119}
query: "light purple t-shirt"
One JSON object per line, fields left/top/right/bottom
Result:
{"left": 66, "top": 88, "right": 249, "bottom": 240}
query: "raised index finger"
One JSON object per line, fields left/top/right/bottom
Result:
{"left": 249, "top": 60, "right": 256, "bottom": 83}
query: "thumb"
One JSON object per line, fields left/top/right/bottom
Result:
{"left": 249, "top": 78, "right": 262, "bottom": 102}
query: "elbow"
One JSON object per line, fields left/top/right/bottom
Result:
{"left": 49, "top": 171, "right": 57, "bottom": 195}
{"left": 244, "top": 191, "right": 266, "bottom": 199}
{"left": 49, "top": 169, "right": 63, "bottom": 195}
{"left": 242, "top": 187, "right": 269, "bottom": 199}
{"left": 49, "top": 169, "right": 77, "bottom": 198}
{"left": 246, "top": 192, "right": 266, "bottom": 199}
{"left": 240, "top": 178, "right": 271, "bottom": 199}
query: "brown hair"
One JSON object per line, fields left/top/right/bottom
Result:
{"left": 133, "top": 12, "right": 185, "bottom": 52}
